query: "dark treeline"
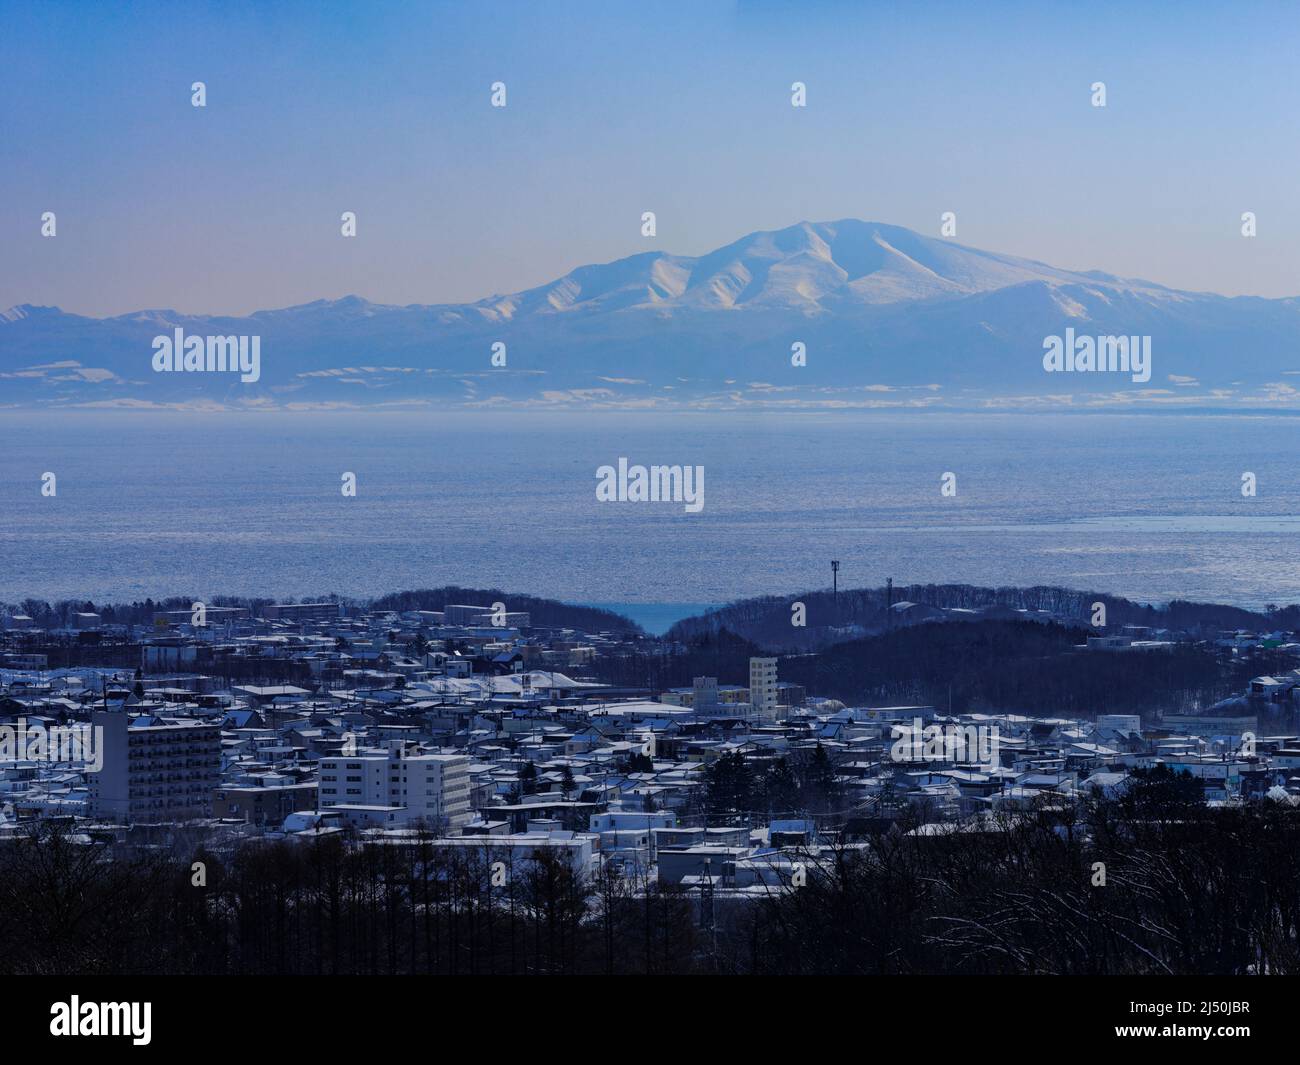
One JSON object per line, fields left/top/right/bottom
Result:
{"left": 368, "top": 588, "right": 642, "bottom": 634}
{"left": 13, "top": 647, "right": 313, "bottom": 691}
{"left": 737, "top": 776, "right": 1300, "bottom": 975}
{"left": 4, "top": 784, "right": 1300, "bottom": 975}
{"left": 193, "top": 657, "right": 315, "bottom": 688}
{"left": 591, "top": 620, "right": 1280, "bottom": 718}
{"left": 0, "top": 827, "right": 694, "bottom": 976}
{"left": 703, "top": 746, "right": 842, "bottom": 817}
{"left": 666, "top": 583, "right": 1291, "bottom": 650}
{"left": 3, "top": 588, "right": 640, "bottom": 635}
{"left": 6, "top": 595, "right": 290, "bottom": 629}
{"left": 33, "top": 644, "right": 143, "bottom": 670}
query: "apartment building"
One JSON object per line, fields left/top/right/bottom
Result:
{"left": 212, "top": 782, "right": 318, "bottom": 825}
{"left": 443, "top": 603, "right": 531, "bottom": 628}
{"left": 693, "top": 677, "right": 719, "bottom": 714}
{"left": 444, "top": 604, "right": 496, "bottom": 626}
{"left": 260, "top": 603, "right": 340, "bottom": 622}
{"left": 318, "top": 746, "right": 472, "bottom": 830}
{"left": 749, "top": 657, "right": 778, "bottom": 715}
{"left": 88, "top": 711, "right": 222, "bottom": 823}
{"left": 153, "top": 606, "right": 251, "bottom": 627}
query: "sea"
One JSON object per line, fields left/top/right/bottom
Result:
{"left": 3, "top": 410, "right": 1300, "bottom": 632}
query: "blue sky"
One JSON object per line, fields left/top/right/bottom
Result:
{"left": 3, "top": 0, "right": 1299, "bottom": 316}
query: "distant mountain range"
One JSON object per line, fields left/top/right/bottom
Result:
{"left": 5, "top": 219, "right": 1300, "bottom": 411}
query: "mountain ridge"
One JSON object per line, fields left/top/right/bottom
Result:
{"left": 4, "top": 219, "right": 1299, "bottom": 411}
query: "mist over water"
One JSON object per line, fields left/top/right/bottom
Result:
{"left": 2, "top": 411, "right": 1298, "bottom": 610}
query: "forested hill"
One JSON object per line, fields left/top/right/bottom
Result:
{"left": 665, "top": 584, "right": 1287, "bottom": 651}
{"left": 778, "top": 620, "right": 1267, "bottom": 718}
{"left": 588, "top": 619, "right": 1277, "bottom": 719}
{"left": 368, "top": 588, "right": 641, "bottom": 633}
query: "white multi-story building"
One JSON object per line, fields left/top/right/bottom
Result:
{"left": 318, "top": 746, "right": 472, "bottom": 830}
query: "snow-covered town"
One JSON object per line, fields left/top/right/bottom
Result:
{"left": 5, "top": 592, "right": 1300, "bottom": 895}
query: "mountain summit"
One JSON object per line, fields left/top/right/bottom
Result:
{"left": 3, "top": 220, "right": 1297, "bottom": 410}
{"left": 481, "top": 220, "right": 1155, "bottom": 317}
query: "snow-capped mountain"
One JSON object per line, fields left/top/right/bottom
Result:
{"left": 480, "top": 220, "right": 1166, "bottom": 314}
{"left": 4, "top": 220, "right": 1299, "bottom": 410}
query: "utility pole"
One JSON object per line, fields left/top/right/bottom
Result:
{"left": 830, "top": 561, "right": 840, "bottom": 606}
{"left": 885, "top": 577, "right": 894, "bottom": 630}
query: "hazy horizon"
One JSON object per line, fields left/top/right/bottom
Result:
{"left": 5, "top": 214, "right": 1291, "bottom": 321}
